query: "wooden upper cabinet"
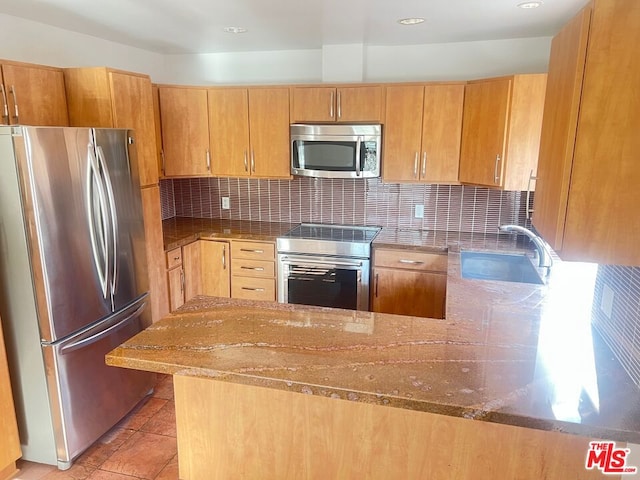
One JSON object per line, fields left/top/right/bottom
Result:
{"left": 158, "top": 86, "right": 211, "bottom": 177}
{"left": 459, "top": 74, "right": 546, "bottom": 190}
{"left": 208, "top": 88, "right": 250, "bottom": 177}
{"left": 290, "top": 85, "right": 383, "bottom": 123}
{"left": 534, "top": 0, "right": 640, "bottom": 266}
{"left": 0, "top": 61, "right": 69, "bottom": 126}
{"left": 208, "top": 87, "right": 290, "bottom": 179}
{"left": 64, "top": 67, "right": 159, "bottom": 186}
{"left": 383, "top": 84, "right": 463, "bottom": 183}
{"left": 152, "top": 85, "right": 164, "bottom": 179}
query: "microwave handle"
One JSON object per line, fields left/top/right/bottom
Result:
{"left": 355, "top": 136, "right": 362, "bottom": 177}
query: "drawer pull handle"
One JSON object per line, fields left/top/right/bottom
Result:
{"left": 242, "top": 287, "right": 265, "bottom": 292}
{"left": 173, "top": 256, "right": 180, "bottom": 261}
{"left": 240, "top": 248, "right": 264, "bottom": 253}
{"left": 399, "top": 259, "right": 424, "bottom": 265}
{"left": 241, "top": 266, "right": 264, "bottom": 271}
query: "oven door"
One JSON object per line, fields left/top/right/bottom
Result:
{"left": 277, "top": 254, "right": 370, "bottom": 311}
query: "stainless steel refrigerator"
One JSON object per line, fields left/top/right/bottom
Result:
{"left": 0, "top": 126, "right": 154, "bottom": 469}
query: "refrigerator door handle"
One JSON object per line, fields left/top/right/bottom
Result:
{"left": 58, "top": 300, "right": 146, "bottom": 355}
{"left": 96, "top": 145, "right": 119, "bottom": 300}
{"left": 86, "top": 144, "right": 110, "bottom": 299}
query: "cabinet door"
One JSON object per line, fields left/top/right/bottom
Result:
{"left": 0, "top": 317, "right": 21, "bottom": 477}
{"left": 208, "top": 88, "right": 250, "bottom": 177}
{"left": 159, "top": 87, "right": 210, "bottom": 177}
{"left": 200, "top": 241, "right": 231, "bottom": 298}
{"left": 249, "top": 88, "right": 291, "bottom": 178}
{"left": 152, "top": 85, "right": 164, "bottom": 178}
{"left": 382, "top": 85, "right": 424, "bottom": 182}
{"left": 459, "top": 78, "right": 511, "bottom": 187}
{"left": 182, "top": 241, "right": 202, "bottom": 302}
{"left": 420, "top": 84, "right": 464, "bottom": 183}
{"left": 231, "top": 277, "right": 275, "bottom": 302}
{"left": 167, "top": 267, "right": 185, "bottom": 311}
{"left": 337, "top": 86, "right": 383, "bottom": 123}
{"left": 1, "top": 63, "right": 69, "bottom": 126}
{"left": 291, "top": 87, "right": 336, "bottom": 123}
{"left": 110, "top": 72, "right": 159, "bottom": 186}
{"left": 372, "top": 269, "right": 446, "bottom": 319}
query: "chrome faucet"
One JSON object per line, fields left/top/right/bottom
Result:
{"left": 498, "top": 225, "right": 553, "bottom": 273}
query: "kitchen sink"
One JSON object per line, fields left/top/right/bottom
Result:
{"left": 460, "top": 251, "right": 544, "bottom": 285}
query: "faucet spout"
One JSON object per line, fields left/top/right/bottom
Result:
{"left": 498, "top": 224, "right": 553, "bottom": 272}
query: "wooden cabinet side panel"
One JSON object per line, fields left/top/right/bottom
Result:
{"left": 503, "top": 74, "right": 547, "bottom": 191}
{"left": 248, "top": 88, "right": 291, "bottom": 178}
{"left": 290, "top": 87, "right": 335, "bottom": 123}
{"left": 421, "top": 84, "right": 464, "bottom": 183}
{"left": 208, "top": 88, "right": 250, "bottom": 177}
{"left": 2, "top": 63, "right": 69, "bottom": 126}
{"left": 0, "top": 318, "right": 21, "bottom": 472}
{"left": 167, "top": 267, "right": 185, "bottom": 312}
{"left": 110, "top": 72, "right": 159, "bottom": 186}
{"left": 563, "top": 0, "right": 640, "bottom": 265}
{"left": 200, "top": 241, "right": 231, "bottom": 298}
{"left": 151, "top": 85, "right": 164, "bottom": 178}
{"left": 182, "top": 241, "right": 203, "bottom": 302}
{"left": 63, "top": 67, "right": 113, "bottom": 127}
{"left": 372, "top": 269, "right": 446, "bottom": 319}
{"left": 382, "top": 85, "right": 425, "bottom": 182}
{"left": 158, "top": 87, "right": 210, "bottom": 177}
{"left": 459, "top": 78, "right": 511, "bottom": 187}
{"left": 337, "top": 86, "right": 384, "bottom": 123}
{"left": 532, "top": 6, "right": 592, "bottom": 251}
{"left": 141, "top": 186, "right": 169, "bottom": 321}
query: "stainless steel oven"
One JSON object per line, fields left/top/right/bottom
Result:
{"left": 276, "top": 224, "right": 380, "bottom": 311}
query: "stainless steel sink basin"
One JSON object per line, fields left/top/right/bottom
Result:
{"left": 460, "top": 251, "right": 544, "bottom": 285}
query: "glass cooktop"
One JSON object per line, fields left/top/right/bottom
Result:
{"left": 282, "top": 223, "right": 381, "bottom": 243}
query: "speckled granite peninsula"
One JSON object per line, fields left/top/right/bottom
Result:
{"left": 107, "top": 233, "right": 640, "bottom": 479}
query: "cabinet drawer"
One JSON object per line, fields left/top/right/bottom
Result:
{"left": 231, "top": 241, "right": 275, "bottom": 261}
{"left": 231, "top": 259, "right": 275, "bottom": 278}
{"left": 166, "top": 247, "right": 183, "bottom": 269}
{"left": 374, "top": 249, "right": 447, "bottom": 272}
{"left": 231, "top": 277, "right": 276, "bottom": 302}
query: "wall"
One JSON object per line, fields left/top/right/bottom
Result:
{"left": 0, "top": 14, "right": 165, "bottom": 78}
{"left": 160, "top": 177, "right": 529, "bottom": 234}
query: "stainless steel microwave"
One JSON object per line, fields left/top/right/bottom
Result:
{"left": 290, "top": 124, "right": 381, "bottom": 179}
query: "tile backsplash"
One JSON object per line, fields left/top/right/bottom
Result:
{"left": 160, "top": 177, "right": 530, "bottom": 233}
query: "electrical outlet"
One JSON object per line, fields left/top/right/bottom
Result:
{"left": 414, "top": 204, "right": 424, "bottom": 219}
{"left": 221, "top": 197, "right": 230, "bottom": 210}
{"left": 601, "top": 284, "right": 614, "bottom": 319}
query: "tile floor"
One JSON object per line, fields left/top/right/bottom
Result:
{"left": 13, "top": 375, "right": 178, "bottom": 480}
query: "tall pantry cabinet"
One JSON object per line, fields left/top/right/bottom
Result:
{"left": 532, "top": 0, "right": 640, "bottom": 265}
{"left": 64, "top": 67, "right": 169, "bottom": 322}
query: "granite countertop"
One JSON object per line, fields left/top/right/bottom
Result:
{"left": 108, "top": 223, "right": 640, "bottom": 442}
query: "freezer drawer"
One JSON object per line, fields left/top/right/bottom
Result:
{"left": 42, "top": 298, "right": 154, "bottom": 468}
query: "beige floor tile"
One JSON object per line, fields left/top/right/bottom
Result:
{"left": 76, "top": 427, "right": 136, "bottom": 468}
{"left": 139, "top": 402, "right": 176, "bottom": 438}
{"left": 153, "top": 454, "right": 178, "bottom": 480}
{"left": 116, "top": 397, "right": 167, "bottom": 431}
{"left": 85, "top": 470, "right": 139, "bottom": 480}
{"left": 98, "top": 432, "right": 177, "bottom": 480}
{"left": 13, "top": 461, "right": 57, "bottom": 480}
{"left": 40, "top": 463, "right": 95, "bottom": 480}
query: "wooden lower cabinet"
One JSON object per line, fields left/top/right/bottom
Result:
{"left": 0, "top": 317, "right": 21, "bottom": 480}
{"left": 181, "top": 240, "right": 231, "bottom": 302}
{"left": 230, "top": 240, "right": 276, "bottom": 302}
{"left": 166, "top": 247, "right": 185, "bottom": 311}
{"left": 371, "top": 249, "right": 447, "bottom": 319}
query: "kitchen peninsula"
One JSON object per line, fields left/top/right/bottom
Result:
{"left": 107, "top": 247, "right": 640, "bottom": 480}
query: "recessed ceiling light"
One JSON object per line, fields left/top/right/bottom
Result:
{"left": 223, "top": 26, "right": 247, "bottom": 34}
{"left": 517, "top": 1, "right": 543, "bottom": 8}
{"left": 398, "top": 18, "right": 425, "bottom": 26}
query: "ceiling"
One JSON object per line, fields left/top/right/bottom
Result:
{"left": 0, "top": 0, "right": 589, "bottom": 55}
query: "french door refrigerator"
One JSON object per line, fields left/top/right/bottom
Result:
{"left": 0, "top": 126, "right": 154, "bottom": 469}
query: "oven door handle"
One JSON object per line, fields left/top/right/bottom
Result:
{"left": 280, "top": 256, "right": 363, "bottom": 268}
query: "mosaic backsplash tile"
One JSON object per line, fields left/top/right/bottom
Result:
{"left": 162, "top": 177, "right": 530, "bottom": 233}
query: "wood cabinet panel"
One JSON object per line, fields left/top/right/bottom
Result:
{"left": 208, "top": 88, "right": 250, "bottom": 177}
{"left": 1, "top": 62, "right": 69, "bottom": 126}
{"left": 374, "top": 249, "right": 448, "bottom": 272}
{"left": 336, "top": 86, "right": 383, "bottom": 123}
{"left": 248, "top": 88, "right": 291, "bottom": 178}
{"left": 231, "top": 259, "right": 275, "bottom": 278}
{"left": 167, "top": 266, "right": 185, "bottom": 312}
{"left": 372, "top": 269, "right": 447, "bottom": 319}
{"left": 182, "top": 241, "right": 202, "bottom": 302}
{"left": 159, "top": 86, "right": 210, "bottom": 177}
{"left": 166, "top": 247, "right": 183, "bottom": 270}
{"left": 291, "top": 87, "right": 335, "bottom": 123}
{"left": 0, "top": 316, "right": 20, "bottom": 480}
{"left": 231, "top": 241, "right": 275, "bottom": 261}
{"left": 231, "top": 276, "right": 276, "bottom": 302}
{"left": 200, "top": 240, "right": 231, "bottom": 298}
